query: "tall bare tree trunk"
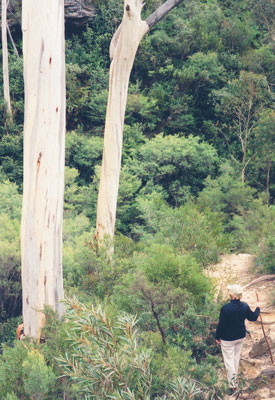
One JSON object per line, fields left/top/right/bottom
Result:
{"left": 21, "top": 0, "right": 66, "bottom": 339}
{"left": 95, "top": 0, "right": 183, "bottom": 244}
{"left": 95, "top": 0, "right": 148, "bottom": 243}
{"left": 1, "top": 0, "right": 12, "bottom": 120}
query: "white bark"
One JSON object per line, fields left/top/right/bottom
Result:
{"left": 21, "top": 0, "right": 66, "bottom": 339}
{"left": 95, "top": 0, "right": 148, "bottom": 242}
{"left": 1, "top": 0, "right": 12, "bottom": 119}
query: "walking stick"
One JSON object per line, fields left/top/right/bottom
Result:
{"left": 256, "top": 292, "right": 274, "bottom": 365}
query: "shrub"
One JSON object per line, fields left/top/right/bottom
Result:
{"left": 0, "top": 341, "right": 28, "bottom": 399}
{"left": 57, "top": 297, "right": 152, "bottom": 399}
{"left": 112, "top": 243, "right": 217, "bottom": 364}
{"left": 0, "top": 343, "right": 56, "bottom": 400}
{"left": 0, "top": 182, "right": 22, "bottom": 322}
{"left": 0, "top": 316, "right": 22, "bottom": 347}
{"left": 155, "top": 377, "right": 204, "bottom": 399}
{"left": 255, "top": 205, "right": 275, "bottom": 273}
{"left": 22, "top": 350, "right": 56, "bottom": 400}
{"left": 137, "top": 196, "right": 230, "bottom": 266}
{"left": 128, "top": 134, "right": 219, "bottom": 207}
{"left": 4, "top": 393, "right": 19, "bottom": 400}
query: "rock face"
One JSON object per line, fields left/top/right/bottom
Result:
{"left": 5, "top": 0, "right": 95, "bottom": 28}
{"left": 65, "top": 0, "right": 95, "bottom": 26}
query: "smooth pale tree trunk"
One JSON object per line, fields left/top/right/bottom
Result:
{"left": 21, "top": 0, "right": 66, "bottom": 339}
{"left": 1, "top": 0, "right": 12, "bottom": 120}
{"left": 95, "top": 0, "right": 183, "bottom": 244}
{"left": 95, "top": 0, "right": 147, "bottom": 243}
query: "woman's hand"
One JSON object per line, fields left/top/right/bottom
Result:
{"left": 216, "top": 339, "right": 221, "bottom": 345}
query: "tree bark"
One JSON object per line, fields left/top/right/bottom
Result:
{"left": 21, "top": 0, "right": 66, "bottom": 339}
{"left": 95, "top": 0, "right": 183, "bottom": 244}
{"left": 2, "top": 0, "right": 12, "bottom": 120}
{"left": 146, "top": 0, "right": 183, "bottom": 29}
{"left": 95, "top": 0, "right": 148, "bottom": 243}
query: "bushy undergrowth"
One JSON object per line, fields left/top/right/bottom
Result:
{"left": 58, "top": 297, "right": 152, "bottom": 400}
{"left": 0, "top": 302, "right": 226, "bottom": 400}
{"left": 254, "top": 206, "right": 275, "bottom": 273}
{"left": 0, "top": 167, "right": 273, "bottom": 398}
{"left": 0, "top": 174, "right": 274, "bottom": 398}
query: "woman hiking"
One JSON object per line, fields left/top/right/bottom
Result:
{"left": 215, "top": 284, "right": 260, "bottom": 394}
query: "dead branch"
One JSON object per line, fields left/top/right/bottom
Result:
{"left": 243, "top": 275, "right": 275, "bottom": 289}
{"left": 146, "top": 0, "right": 184, "bottom": 29}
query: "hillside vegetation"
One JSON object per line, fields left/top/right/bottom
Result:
{"left": 0, "top": 0, "right": 274, "bottom": 398}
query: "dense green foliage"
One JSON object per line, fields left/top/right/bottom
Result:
{"left": 0, "top": 0, "right": 274, "bottom": 398}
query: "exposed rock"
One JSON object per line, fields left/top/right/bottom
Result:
{"left": 258, "top": 366, "right": 275, "bottom": 379}
{"left": 4, "top": 0, "right": 95, "bottom": 28}
{"left": 253, "top": 366, "right": 275, "bottom": 390}
{"left": 249, "top": 336, "right": 274, "bottom": 358}
{"left": 64, "top": 0, "right": 95, "bottom": 26}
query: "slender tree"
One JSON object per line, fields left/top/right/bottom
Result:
{"left": 1, "top": 0, "right": 12, "bottom": 120}
{"left": 253, "top": 110, "right": 275, "bottom": 204}
{"left": 95, "top": 0, "right": 183, "bottom": 244}
{"left": 21, "top": 0, "right": 66, "bottom": 339}
{"left": 214, "top": 71, "right": 271, "bottom": 183}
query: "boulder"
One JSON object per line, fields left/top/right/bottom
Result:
{"left": 258, "top": 367, "right": 275, "bottom": 379}
{"left": 4, "top": 0, "right": 95, "bottom": 28}
{"left": 249, "top": 336, "right": 275, "bottom": 358}
{"left": 64, "top": 0, "right": 95, "bottom": 26}
{"left": 253, "top": 367, "right": 275, "bottom": 395}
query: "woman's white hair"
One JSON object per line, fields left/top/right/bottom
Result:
{"left": 227, "top": 284, "right": 243, "bottom": 299}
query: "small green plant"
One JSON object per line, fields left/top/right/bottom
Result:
{"left": 155, "top": 376, "right": 226, "bottom": 399}
{"left": 168, "top": 377, "right": 203, "bottom": 399}
{"left": 0, "top": 341, "right": 28, "bottom": 399}
{"left": 22, "top": 350, "right": 56, "bottom": 400}
{"left": 4, "top": 393, "right": 19, "bottom": 400}
{"left": 0, "top": 316, "right": 22, "bottom": 347}
{"left": 57, "top": 297, "right": 152, "bottom": 399}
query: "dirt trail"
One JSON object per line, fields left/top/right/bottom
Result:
{"left": 207, "top": 254, "right": 275, "bottom": 399}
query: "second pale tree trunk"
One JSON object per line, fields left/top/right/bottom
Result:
{"left": 95, "top": 0, "right": 183, "bottom": 244}
{"left": 21, "top": 0, "right": 66, "bottom": 339}
{"left": 95, "top": 0, "right": 148, "bottom": 243}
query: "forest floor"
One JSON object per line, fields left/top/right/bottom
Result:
{"left": 207, "top": 254, "right": 275, "bottom": 400}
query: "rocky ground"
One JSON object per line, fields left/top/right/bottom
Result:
{"left": 207, "top": 254, "right": 275, "bottom": 399}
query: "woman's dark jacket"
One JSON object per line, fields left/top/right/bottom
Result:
{"left": 216, "top": 300, "right": 260, "bottom": 341}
